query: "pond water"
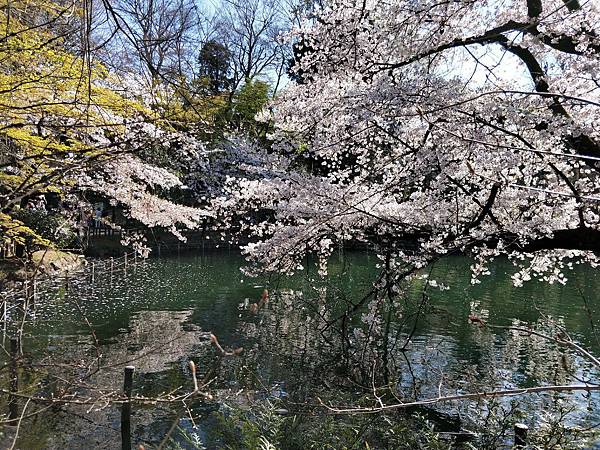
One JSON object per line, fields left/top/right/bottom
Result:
{"left": 1, "top": 251, "right": 600, "bottom": 449}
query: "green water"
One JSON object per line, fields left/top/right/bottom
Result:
{"left": 2, "top": 251, "right": 600, "bottom": 448}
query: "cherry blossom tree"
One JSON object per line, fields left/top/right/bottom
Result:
{"left": 0, "top": 0, "right": 214, "bottom": 251}
{"left": 203, "top": 1, "right": 600, "bottom": 421}
{"left": 219, "top": 0, "right": 600, "bottom": 286}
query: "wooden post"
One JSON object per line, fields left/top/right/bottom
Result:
{"left": 121, "top": 366, "right": 134, "bottom": 450}
{"left": 2, "top": 300, "right": 7, "bottom": 342}
{"left": 157, "top": 244, "right": 161, "bottom": 257}
{"left": 110, "top": 257, "right": 114, "bottom": 274}
{"left": 8, "top": 337, "right": 19, "bottom": 424}
{"left": 124, "top": 252, "right": 128, "bottom": 270}
{"left": 91, "top": 262, "right": 95, "bottom": 283}
{"left": 32, "top": 277, "right": 37, "bottom": 303}
{"left": 514, "top": 423, "right": 528, "bottom": 448}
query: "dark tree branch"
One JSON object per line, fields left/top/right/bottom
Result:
{"left": 562, "top": 0, "right": 581, "bottom": 12}
{"left": 527, "top": 0, "right": 542, "bottom": 18}
{"left": 466, "top": 182, "right": 501, "bottom": 232}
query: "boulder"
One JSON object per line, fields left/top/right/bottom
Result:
{"left": 31, "top": 250, "right": 84, "bottom": 276}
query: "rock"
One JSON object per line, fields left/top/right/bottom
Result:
{"left": 31, "top": 250, "right": 84, "bottom": 276}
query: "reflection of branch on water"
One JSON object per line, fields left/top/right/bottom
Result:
{"left": 8, "top": 398, "right": 31, "bottom": 450}
{"left": 480, "top": 323, "right": 600, "bottom": 369}
{"left": 320, "top": 316, "right": 600, "bottom": 417}
{"left": 154, "top": 360, "right": 207, "bottom": 450}
{"left": 0, "top": 306, "right": 230, "bottom": 448}
{"left": 1, "top": 265, "right": 263, "bottom": 447}
{"left": 242, "top": 288, "right": 270, "bottom": 315}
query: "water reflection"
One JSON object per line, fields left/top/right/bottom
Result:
{"left": 1, "top": 252, "right": 599, "bottom": 448}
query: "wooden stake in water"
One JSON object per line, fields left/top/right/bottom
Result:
{"left": 8, "top": 337, "right": 19, "bottom": 424}
{"left": 2, "top": 300, "right": 7, "bottom": 343}
{"left": 121, "top": 366, "right": 135, "bottom": 450}
{"left": 64, "top": 270, "right": 69, "bottom": 293}
{"left": 514, "top": 423, "right": 528, "bottom": 448}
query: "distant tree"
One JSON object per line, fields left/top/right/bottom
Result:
{"left": 107, "top": 0, "right": 198, "bottom": 82}
{"left": 218, "top": 0, "right": 287, "bottom": 96}
{"left": 232, "top": 79, "right": 271, "bottom": 136}
{"left": 198, "top": 40, "right": 232, "bottom": 93}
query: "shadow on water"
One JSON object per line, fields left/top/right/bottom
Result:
{"left": 1, "top": 251, "right": 599, "bottom": 448}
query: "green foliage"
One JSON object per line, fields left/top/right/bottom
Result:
{"left": 0, "top": 212, "right": 52, "bottom": 249}
{"left": 0, "top": 0, "right": 148, "bottom": 250}
{"left": 170, "top": 400, "right": 452, "bottom": 450}
{"left": 167, "top": 427, "right": 207, "bottom": 450}
{"left": 232, "top": 79, "right": 271, "bottom": 136}
{"left": 198, "top": 40, "right": 232, "bottom": 94}
{"left": 12, "top": 208, "right": 75, "bottom": 249}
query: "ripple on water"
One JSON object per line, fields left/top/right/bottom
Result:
{"left": 12, "top": 253, "right": 600, "bottom": 448}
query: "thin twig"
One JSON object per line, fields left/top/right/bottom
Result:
{"left": 9, "top": 398, "right": 31, "bottom": 450}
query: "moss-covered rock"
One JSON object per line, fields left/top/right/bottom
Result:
{"left": 31, "top": 250, "right": 83, "bottom": 276}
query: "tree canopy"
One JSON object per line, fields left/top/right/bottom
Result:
{"left": 0, "top": 0, "right": 213, "bottom": 251}
{"left": 218, "top": 0, "right": 600, "bottom": 285}
{"left": 4, "top": 0, "right": 600, "bottom": 285}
